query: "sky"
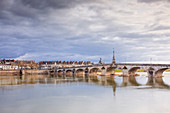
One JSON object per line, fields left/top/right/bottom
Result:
{"left": 0, "top": 0, "right": 170, "bottom": 63}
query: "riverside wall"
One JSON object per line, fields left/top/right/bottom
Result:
{"left": 24, "top": 70, "right": 49, "bottom": 75}
{"left": 0, "top": 70, "right": 49, "bottom": 75}
{"left": 0, "top": 70, "right": 19, "bottom": 75}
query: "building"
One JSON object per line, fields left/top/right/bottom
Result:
{"left": 0, "top": 59, "right": 38, "bottom": 70}
{"left": 0, "top": 59, "right": 18, "bottom": 70}
{"left": 39, "top": 61, "right": 93, "bottom": 69}
{"left": 98, "top": 58, "right": 104, "bottom": 64}
{"left": 15, "top": 60, "right": 38, "bottom": 69}
{"left": 0, "top": 59, "right": 93, "bottom": 70}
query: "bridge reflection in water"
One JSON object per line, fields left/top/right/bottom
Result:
{"left": 1, "top": 73, "right": 170, "bottom": 93}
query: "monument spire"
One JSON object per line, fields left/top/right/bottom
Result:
{"left": 112, "top": 48, "right": 116, "bottom": 64}
{"left": 99, "top": 58, "right": 104, "bottom": 64}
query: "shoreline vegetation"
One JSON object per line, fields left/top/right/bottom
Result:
{"left": 114, "top": 69, "right": 146, "bottom": 72}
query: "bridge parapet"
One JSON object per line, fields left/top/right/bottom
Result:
{"left": 116, "top": 63, "right": 170, "bottom": 77}
{"left": 51, "top": 63, "right": 116, "bottom": 77}
{"left": 50, "top": 62, "right": 170, "bottom": 77}
{"left": 117, "top": 63, "right": 170, "bottom": 67}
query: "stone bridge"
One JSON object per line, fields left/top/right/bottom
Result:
{"left": 117, "top": 63, "right": 170, "bottom": 77}
{"left": 52, "top": 64, "right": 115, "bottom": 77}
{"left": 51, "top": 63, "right": 170, "bottom": 78}
{"left": 51, "top": 50, "right": 170, "bottom": 78}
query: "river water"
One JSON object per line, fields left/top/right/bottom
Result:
{"left": 1, "top": 73, "right": 170, "bottom": 113}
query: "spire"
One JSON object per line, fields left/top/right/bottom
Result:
{"left": 112, "top": 48, "right": 116, "bottom": 64}
{"left": 99, "top": 58, "right": 104, "bottom": 64}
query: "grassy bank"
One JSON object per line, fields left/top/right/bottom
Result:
{"left": 114, "top": 69, "right": 146, "bottom": 72}
{"left": 114, "top": 69, "right": 122, "bottom": 72}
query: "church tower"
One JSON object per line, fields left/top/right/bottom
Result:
{"left": 98, "top": 58, "right": 104, "bottom": 64}
{"left": 112, "top": 49, "right": 116, "bottom": 64}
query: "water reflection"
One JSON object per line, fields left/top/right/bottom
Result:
{"left": 1, "top": 74, "right": 170, "bottom": 90}
{"left": 162, "top": 72, "right": 170, "bottom": 86}
{"left": 2, "top": 74, "right": 170, "bottom": 113}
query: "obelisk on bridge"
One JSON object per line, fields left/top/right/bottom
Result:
{"left": 112, "top": 49, "right": 116, "bottom": 67}
{"left": 112, "top": 49, "right": 116, "bottom": 64}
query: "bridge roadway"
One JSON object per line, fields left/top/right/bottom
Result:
{"left": 51, "top": 63, "right": 170, "bottom": 78}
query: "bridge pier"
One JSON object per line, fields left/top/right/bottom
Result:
{"left": 62, "top": 69, "right": 66, "bottom": 78}
{"left": 55, "top": 71, "right": 59, "bottom": 78}
{"left": 147, "top": 70, "right": 154, "bottom": 78}
{"left": 146, "top": 69, "right": 156, "bottom": 85}
{"left": 85, "top": 68, "right": 89, "bottom": 78}
{"left": 72, "top": 69, "right": 76, "bottom": 78}
{"left": 53, "top": 70, "right": 58, "bottom": 77}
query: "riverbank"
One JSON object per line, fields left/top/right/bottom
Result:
{"left": 0, "top": 70, "right": 49, "bottom": 75}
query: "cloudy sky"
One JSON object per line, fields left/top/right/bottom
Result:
{"left": 0, "top": 0, "right": 170, "bottom": 63}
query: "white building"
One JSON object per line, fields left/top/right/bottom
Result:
{"left": 0, "top": 64, "right": 18, "bottom": 70}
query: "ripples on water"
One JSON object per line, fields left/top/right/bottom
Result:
{"left": 1, "top": 73, "right": 170, "bottom": 113}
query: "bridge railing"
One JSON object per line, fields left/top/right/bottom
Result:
{"left": 116, "top": 63, "right": 170, "bottom": 66}
{"left": 51, "top": 64, "right": 113, "bottom": 70}
{"left": 51, "top": 63, "right": 170, "bottom": 71}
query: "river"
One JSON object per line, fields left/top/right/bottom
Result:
{"left": 1, "top": 73, "right": 170, "bottom": 113}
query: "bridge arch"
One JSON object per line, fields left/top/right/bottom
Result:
{"left": 66, "top": 70, "right": 73, "bottom": 77}
{"left": 128, "top": 67, "right": 140, "bottom": 76}
{"left": 101, "top": 66, "right": 105, "bottom": 70}
{"left": 57, "top": 70, "right": 63, "bottom": 77}
{"left": 123, "top": 66, "right": 128, "bottom": 69}
{"left": 76, "top": 69, "right": 85, "bottom": 77}
{"left": 89, "top": 68, "right": 101, "bottom": 76}
{"left": 155, "top": 68, "right": 169, "bottom": 77}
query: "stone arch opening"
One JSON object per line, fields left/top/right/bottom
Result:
{"left": 155, "top": 68, "right": 169, "bottom": 77}
{"left": 123, "top": 66, "right": 127, "bottom": 69}
{"left": 101, "top": 66, "right": 105, "bottom": 70}
{"left": 128, "top": 67, "right": 140, "bottom": 76}
{"left": 76, "top": 69, "right": 85, "bottom": 77}
{"left": 58, "top": 70, "right": 63, "bottom": 77}
{"left": 66, "top": 70, "right": 73, "bottom": 77}
{"left": 89, "top": 68, "right": 101, "bottom": 76}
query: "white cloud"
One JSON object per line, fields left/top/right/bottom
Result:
{"left": 15, "top": 52, "right": 103, "bottom": 62}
